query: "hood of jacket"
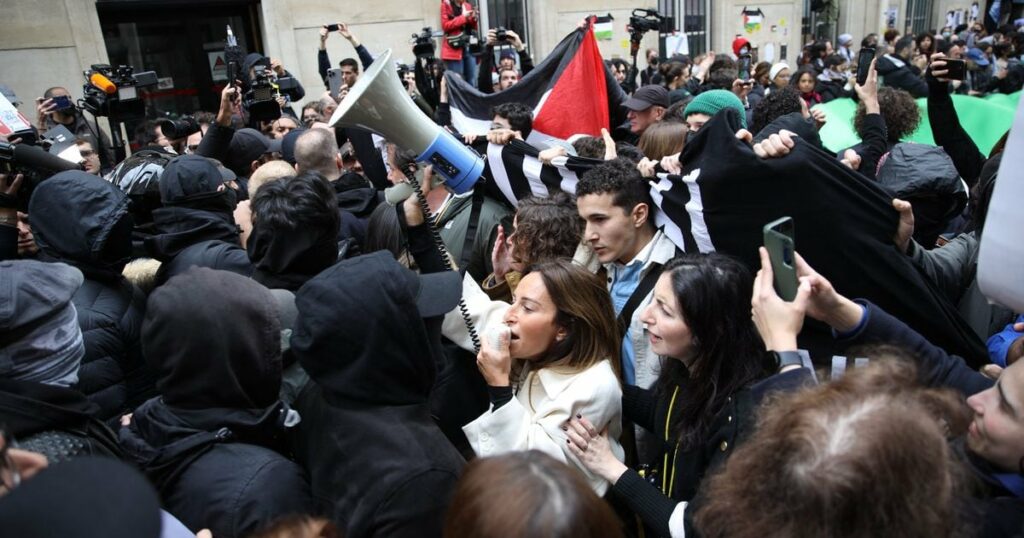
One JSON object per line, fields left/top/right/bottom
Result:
{"left": 28, "top": 171, "right": 134, "bottom": 279}
{"left": 333, "top": 174, "right": 380, "bottom": 218}
{"left": 119, "top": 396, "right": 287, "bottom": 492}
{"left": 247, "top": 217, "right": 339, "bottom": 292}
{"left": 291, "top": 251, "right": 437, "bottom": 405}
{"left": 142, "top": 267, "right": 282, "bottom": 410}
{"left": 144, "top": 205, "right": 240, "bottom": 260}
{"left": 877, "top": 143, "right": 967, "bottom": 200}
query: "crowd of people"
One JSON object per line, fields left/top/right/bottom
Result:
{"left": 1, "top": 7, "right": 1023, "bottom": 538}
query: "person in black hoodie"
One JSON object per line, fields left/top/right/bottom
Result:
{"left": 248, "top": 172, "right": 341, "bottom": 291}
{"left": 290, "top": 249, "right": 465, "bottom": 538}
{"left": 27, "top": 171, "right": 152, "bottom": 423}
{"left": 119, "top": 267, "right": 313, "bottom": 538}
{"left": 145, "top": 154, "right": 251, "bottom": 286}
{"left": 0, "top": 260, "right": 122, "bottom": 462}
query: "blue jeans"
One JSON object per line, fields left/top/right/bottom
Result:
{"left": 445, "top": 51, "right": 478, "bottom": 87}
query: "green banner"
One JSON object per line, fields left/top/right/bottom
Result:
{"left": 815, "top": 91, "right": 1021, "bottom": 157}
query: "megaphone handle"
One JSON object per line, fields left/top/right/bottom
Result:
{"left": 402, "top": 167, "right": 482, "bottom": 352}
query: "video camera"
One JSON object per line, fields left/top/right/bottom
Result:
{"left": 159, "top": 115, "right": 201, "bottom": 140}
{"left": 410, "top": 27, "right": 444, "bottom": 59}
{"left": 628, "top": 8, "right": 673, "bottom": 42}
{"left": 80, "top": 64, "right": 158, "bottom": 121}
{"left": 243, "top": 62, "right": 298, "bottom": 122}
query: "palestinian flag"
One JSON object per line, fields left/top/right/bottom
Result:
{"left": 446, "top": 24, "right": 628, "bottom": 142}
{"left": 478, "top": 111, "right": 988, "bottom": 366}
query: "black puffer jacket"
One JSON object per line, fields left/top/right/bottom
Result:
{"left": 291, "top": 252, "right": 465, "bottom": 538}
{"left": 28, "top": 171, "right": 153, "bottom": 421}
{"left": 145, "top": 204, "right": 251, "bottom": 286}
{"left": 121, "top": 268, "right": 312, "bottom": 537}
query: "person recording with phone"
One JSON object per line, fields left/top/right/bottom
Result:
{"left": 34, "top": 86, "right": 114, "bottom": 169}
{"left": 441, "top": 0, "right": 479, "bottom": 83}
{"left": 317, "top": 22, "right": 374, "bottom": 89}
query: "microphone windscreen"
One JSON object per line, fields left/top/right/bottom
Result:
{"left": 90, "top": 73, "right": 117, "bottom": 95}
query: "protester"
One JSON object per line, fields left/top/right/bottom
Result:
{"left": 790, "top": 65, "right": 823, "bottom": 108}
{"left": 463, "top": 259, "right": 624, "bottom": 494}
{"left": 621, "top": 85, "right": 669, "bottom": 141}
{"left": 0, "top": 260, "right": 122, "bottom": 462}
{"left": 444, "top": 450, "right": 623, "bottom": 538}
{"left": 28, "top": 171, "right": 151, "bottom": 422}
{"left": 291, "top": 250, "right": 465, "bottom": 537}
{"left": 682, "top": 89, "right": 748, "bottom": 132}
{"left": 120, "top": 267, "right": 313, "bottom": 537}
{"left": 695, "top": 360, "right": 970, "bottom": 538}
{"left": 815, "top": 54, "right": 854, "bottom": 102}
{"left": 877, "top": 35, "right": 930, "bottom": 97}
{"left": 768, "top": 62, "right": 791, "bottom": 91}
{"left": 564, "top": 250, "right": 812, "bottom": 536}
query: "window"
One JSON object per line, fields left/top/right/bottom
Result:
{"left": 483, "top": 0, "right": 529, "bottom": 47}
{"left": 904, "top": 0, "right": 934, "bottom": 34}
{"left": 682, "top": 0, "right": 710, "bottom": 57}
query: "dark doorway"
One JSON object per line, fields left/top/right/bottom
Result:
{"left": 96, "top": 0, "right": 262, "bottom": 133}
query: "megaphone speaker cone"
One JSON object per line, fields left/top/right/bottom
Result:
{"left": 328, "top": 49, "right": 484, "bottom": 195}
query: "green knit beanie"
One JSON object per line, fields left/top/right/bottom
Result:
{"left": 682, "top": 89, "right": 747, "bottom": 128}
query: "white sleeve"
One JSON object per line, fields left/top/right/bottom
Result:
{"left": 668, "top": 501, "right": 689, "bottom": 538}
{"left": 442, "top": 273, "right": 509, "bottom": 352}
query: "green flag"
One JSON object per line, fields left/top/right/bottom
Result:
{"left": 815, "top": 92, "right": 1020, "bottom": 156}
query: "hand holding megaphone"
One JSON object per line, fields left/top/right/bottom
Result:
{"left": 477, "top": 324, "right": 511, "bottom": 386}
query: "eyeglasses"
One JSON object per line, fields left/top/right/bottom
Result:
{"left": 79, "top": 149, "right": 95, "bottom": 157}
{"left": 0, "top": 429, "right": 21, "bottom": 493}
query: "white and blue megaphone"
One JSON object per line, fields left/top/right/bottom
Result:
{"left": 328, "top": 49, "right": 484, "bottom": 194}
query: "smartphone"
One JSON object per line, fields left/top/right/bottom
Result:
{"left": 738, "top": 54, "right": 752, "bottom": 81}
{"left": 51, "top": 95, "right": 74, "bottom": 111}
{"left": 327, "top": 68, "right": 343, "bottom": 100}
{"left": 942, "top": 58, "right": 966, "bottom": 81}
{"left": 325, "top": 24, "right": 340, "bottom": 32}
{"left": 856, "top": 47, "right": 876, "bottom": 86}
{"left": 763, "top": 217, "right": 798, "bottom": 301}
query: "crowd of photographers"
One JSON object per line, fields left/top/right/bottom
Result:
{"left": 1, "top": 7, "right": 1023, "bottom": 538}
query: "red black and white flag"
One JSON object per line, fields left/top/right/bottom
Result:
{"left": 445, "top": 24, "right": 627, "bottom": 142}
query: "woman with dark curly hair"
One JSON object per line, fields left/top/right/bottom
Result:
{"left": 789, "top": 65, "right": 823, "bottom": 108}
{"left": 482, "top": 193, "right": 584, "bottom": 302}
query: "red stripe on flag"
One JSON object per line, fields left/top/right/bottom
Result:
{"left": 532, "top": 29, "right": 610, "bottom": 139}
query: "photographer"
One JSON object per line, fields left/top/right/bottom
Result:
{"left": 242, "top": 53, "right": 305, "bottom": 122}
{"left": 35, "top": 86, "right": 114, "bottom": 169}
{"left": 477, "top": 28, "right": 534, "bottom": 94}
{"left": 400, "top": 65, "right": 435, "bottom": 117}
{"left": 441, "top": 0, "right": 479, "bottom": 82}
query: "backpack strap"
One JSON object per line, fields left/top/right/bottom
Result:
{"left": 617, "top": 263, "right": 665, "bottom": 339}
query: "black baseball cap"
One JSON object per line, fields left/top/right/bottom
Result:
{"left": 623, "top": 85, "right": 670, "bottom": 111}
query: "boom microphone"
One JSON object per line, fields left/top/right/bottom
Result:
{"left": 0, "top": 142, "right": 82, "bottom": 173}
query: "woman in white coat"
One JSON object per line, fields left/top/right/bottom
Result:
{"left": 463, "top": 260, "right": 624, "bottom": 494}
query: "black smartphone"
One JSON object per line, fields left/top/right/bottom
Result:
{"left": 856, "top": 47, "right": 876, "bottom": 86}
{"left": 738, "top": 54, "right": 752, "bottom": 80}
{"left": 942, "top": 58, "right": 966, "bottom": 80}
{"left": 51, "top": 95, "right": 74, "bottom": 111}
{"left": 325, "top": 24, "right": 340, "bottom": 32}
{"left": 763, "top": 217, "right": 798, "bottom": 301}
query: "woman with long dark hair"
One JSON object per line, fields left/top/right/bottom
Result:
{"left": 564, "top": 250, "right": 812, "bottom": 536}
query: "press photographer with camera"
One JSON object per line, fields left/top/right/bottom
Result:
{"left": 35, "top": 87, "right": 114, "bottom": 169}
{"left": 441, "top": 0, "right": 479, "bottom": 83}
{"left": 476, "top": 27, "right": 534, "bottom": 94}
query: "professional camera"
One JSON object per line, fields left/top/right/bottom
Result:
{"left": 410, "top": 27, "right": 444, "bottom": 59}
{"left": 494, "top": 26, "right": 509, "bottom": 42}
{"left": 80, "top": 64, "right": 158, "bottom": 121}
{"left": 159, "top": 115, "right": 201, "bottom": 140}
{"left": 243, "top": 63, "right": 299, "bottom": 122}
{"left": 628, "top": 8, "right": 673, "bottom": 42}
{"left": 0, "top": 140, "right": 82, "bottom": 210}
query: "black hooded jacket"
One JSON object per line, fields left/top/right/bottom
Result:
{"left": 28, "top": 171, "right": 153, "bottom": 421}
{"left": 290, "top": 252, "right": 465, "bottom": 538}
{"left": 0, "top": 377, "right": 122, "bottom": 462}
{"left": 144, "top": 192, "right": 251, "bottom": 286}
{"left": 119, "top": 268, "right": 312, "bottom": 537}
